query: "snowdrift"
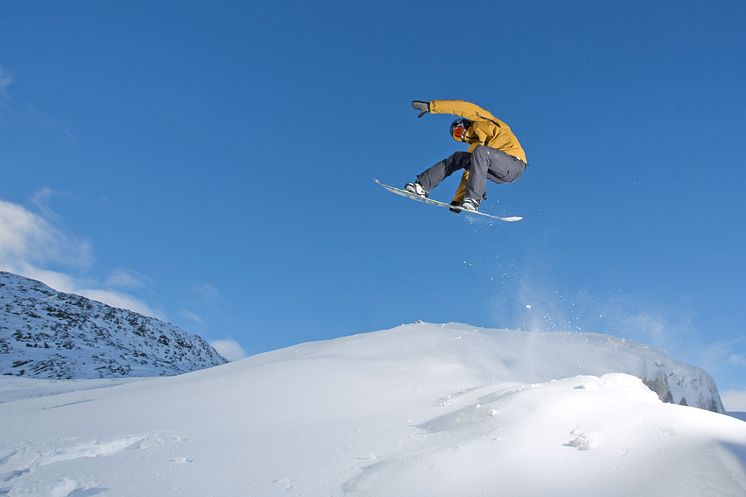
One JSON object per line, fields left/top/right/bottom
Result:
{"left": 1, "top": 323, "right": 744, "bottom": 497}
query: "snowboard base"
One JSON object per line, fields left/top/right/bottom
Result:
{"left": 374, "top": 179, "right": 522, "bottom": 222}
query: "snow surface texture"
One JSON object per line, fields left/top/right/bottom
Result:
{"left": 1, "top": 323, "right": 743, "bottom": 497}
{"left": 0, "top": 271, "right": 227, "bottom": 378}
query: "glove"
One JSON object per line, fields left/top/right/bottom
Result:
{"left": 411, "top": 100, "right": 430, "bottom": 118}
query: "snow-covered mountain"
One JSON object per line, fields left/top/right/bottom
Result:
{"left": 1, "top": 323, "right": 743, "bottom": 497}
{"left": 0, "top": 271, "right": 227, "bottom": 379}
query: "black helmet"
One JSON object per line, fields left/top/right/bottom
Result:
{"left": 450, "top": 118, "right": 472, "bottom": 142}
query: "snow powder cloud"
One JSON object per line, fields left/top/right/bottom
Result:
{"left": 503, "top": 275, "right": 698, "bottom": 357}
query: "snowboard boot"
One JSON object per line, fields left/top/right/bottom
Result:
{"left": 460, "top": 198, "right": 480, "bottom": 212}
{"left": 404, "top": 182, "right": 428, "bottom": 198}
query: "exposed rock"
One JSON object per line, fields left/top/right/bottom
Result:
{"left": 0, "top": 271, "right": 227, "bottom": 379}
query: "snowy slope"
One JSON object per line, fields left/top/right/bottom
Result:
{"left": 0, "top": 323, "right": 744, "bottom": 497}
{"left": 0, "top": 271, "right": 227, "bottom": 378}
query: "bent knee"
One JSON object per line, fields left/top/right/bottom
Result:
{"left": 472, "top": 146, "right": 490, "bottom": 160}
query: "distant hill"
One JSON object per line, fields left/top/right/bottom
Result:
{"left": 0, "top": 271, "right": 227, "bottom": 379}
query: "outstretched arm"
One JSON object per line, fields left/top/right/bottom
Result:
{"left": 429, "top": 100, "right": 495, "bottom": 121}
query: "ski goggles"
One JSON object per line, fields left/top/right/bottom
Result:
{"left": 452, "top": 124, "right": 467, "bottom": 141}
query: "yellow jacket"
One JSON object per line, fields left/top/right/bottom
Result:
{"left": 429, "top": 100, "right": 527, "bottom": 203}
{"left": 430, "top": 100, "right": 526, "bottom": 162}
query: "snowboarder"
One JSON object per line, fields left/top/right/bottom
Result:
{"left": 406, "top": 100, "right": 527, "bottom": 212}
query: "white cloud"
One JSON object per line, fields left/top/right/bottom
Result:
{"left": 4, "top": 263, "right": 80, "bottom": 294}
{"left": 210, "top": 339, "right": 248, "bottom": 362}
{"left": 722, "top": 390, "right": 746, "bottom": 412}
{"left": 0, "top": 199, "right": 92, "bottom": 269}
{"left": 79, "top": 288, "right": 163, "bottom": 319}
{"left": 0, "top": 197, "right": 162, "bottom": 318}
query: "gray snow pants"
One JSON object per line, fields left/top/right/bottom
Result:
{"left": 416, "top": 146, "right": 526, "bottom": 201}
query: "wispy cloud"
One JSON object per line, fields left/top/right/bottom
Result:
{"left": 210, "top": 339, "right": 248, "bottom": 362}
{"left": 105, "top": 268, "right": 151, "bottom": 290}
{"left": 0, "top": 66, "right": 76, "bottom": 142}
{"left": 0, "top": 198, "right": 92, "bottom": 270}
{"left": 0, "top": 195, "right": 162, "bottom": 318}
{"left": 699, "top": 337, "right": 746, "bottom": 370}
{"left": 729, "top": 354, "right": 746, "bottom": 367}
{"left": 181, "top": 309, "right": 207, "bottom": 327}
{"left": 191, "top": 283, "right": 222, "bottom": 309}
{"left": 78, "top": 287, "right": 161, "bottom": 318}
{"left": 30, "top": 187, "right": 61, "bottom": 220}
{"left": 179, "top": 283, "right": 223, "bottom": 332}
{"left": 0, "top": 64, "right": 13, "bottom": 103}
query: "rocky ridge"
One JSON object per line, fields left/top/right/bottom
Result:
{"left": 0, "top": 271, "right": 227, "bottom": 379}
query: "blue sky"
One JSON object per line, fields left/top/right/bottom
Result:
{"left": 1, "top": 1, "right": 745, "bottom": 406}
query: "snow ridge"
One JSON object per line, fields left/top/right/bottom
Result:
{"left": 0, "top": 323, "right": 742, "bottom": 497}
{"left": 0, "top": 271, "right": 227, "bottom": 379}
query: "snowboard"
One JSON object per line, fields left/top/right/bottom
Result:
{"left": 374, "top": 179, "right": 522, "bottom": 222}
